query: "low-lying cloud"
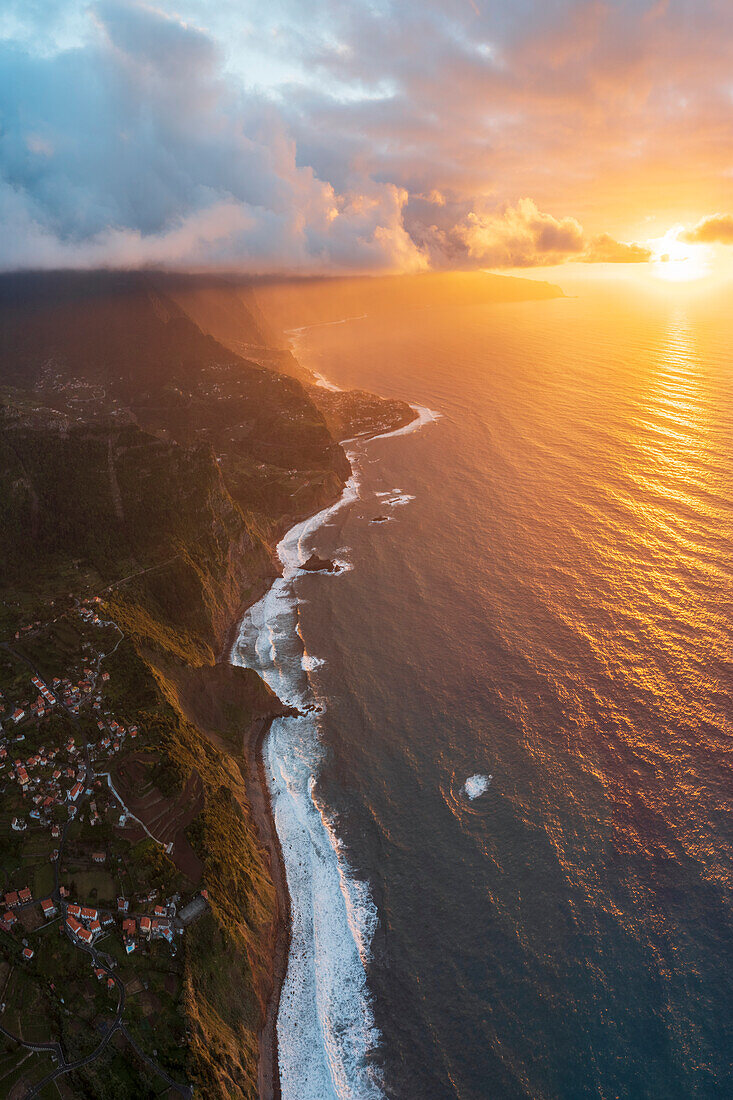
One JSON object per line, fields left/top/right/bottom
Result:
{"left": 456, "top": 199, "right": 586, "bottom": 268}
{"left": 406, "top": 199, "right": 650, "bottom": 270}
{"left": 680, "top": 213, "right": 733, "bottom": 245}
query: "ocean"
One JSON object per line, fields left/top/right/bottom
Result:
{"left": 233, "top": 284, "right": 733, "bottom": 1099}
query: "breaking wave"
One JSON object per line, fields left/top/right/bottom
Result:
{"left": 231, "top": 391, "right": 439, "bottom": 1098}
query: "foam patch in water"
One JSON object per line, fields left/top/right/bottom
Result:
{"left": 463, "top": 774, "right": 492, "bottom": 800}
{"left": 302, "top": 655, "right": 326, "bottom": 671}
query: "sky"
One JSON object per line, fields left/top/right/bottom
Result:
{"left": 1, "top": 0, "right": 732, "bottom": 277}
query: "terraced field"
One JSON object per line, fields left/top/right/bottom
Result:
{"left": 113, "top": 755, "right": 204, "bottom": 884}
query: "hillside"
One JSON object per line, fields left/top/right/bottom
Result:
{"left": 0, "top": 272, "right": 411, "bottom": 1099}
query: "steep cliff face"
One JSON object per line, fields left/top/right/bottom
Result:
{"left": 0, "top": 271, "right": 351, "bottom": 661}
{"left": 0, "top": 275, "right": 357, "bottom": 1098}
{"left": 0, "top": 271, "right": 422, "bottom": 1099}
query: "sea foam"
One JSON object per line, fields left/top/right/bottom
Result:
{"left": 302, "top": 654, "right": 326, "bottom": 671}
{"left": 232, "top": 386, "right": 439, "bottom": 1099}
{"left": 463, "top": 774, "right": 492, "bottom": 800}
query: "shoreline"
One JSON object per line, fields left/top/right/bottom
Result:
{"left": 226, "top": 397, "right": 438, "bottom": 1098}
{"left": 241, "top": 715, "right": 289, "bottom": 1100}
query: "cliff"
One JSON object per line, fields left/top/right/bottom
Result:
{"left": 0, "top": 270, "right": 410, "bottom": 1099}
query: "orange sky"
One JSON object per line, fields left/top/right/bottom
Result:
{"left": 1, "top": 1, "right": 732, "bottom": 279}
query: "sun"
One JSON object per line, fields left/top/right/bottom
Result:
{"left": 649, "top": 227, "right": 711, "bottom": 282}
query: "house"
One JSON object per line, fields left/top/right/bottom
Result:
{"left": 11, "top": 709, "right": 25, "bottom": 724}
{"left": 81, "top": 907, "right": 98, "bottom": 923}
{"left": 153, "top": 905, "right": 167, "bottom": 918}
{"left": 139, "top": 916, "right": 151, "bottom": 936}
{"left": 116, "top": 897, "right": 129, "bottom": 913}
{"left": 51, "top": 823, "right": 60, "bottom": 838}
{"left": 17, "top": 767, "right": 29, "bottom": 786}
{"left": 101, "top": 672, "right": 110, "bottom": 682}
{"left": 94, "top": 967, "right": 105, "bottom": 981}
{"left": 11, "top": 817, "right": 26, "bottom": 832}
{"left": 67, "top": 916, "right": 92, "bottom": 945}
{"left": 2, "top": 912, "right": 16, "bottom": 929}
{"left": 122, "top": 918, "right": 136, "bottom": 936}
{"left": 22, "top": 947, "right": 33, "bottom": 960}
{"left": 107, "top": 976, "right": 115, "bottom": 989}
{"left": 152, "top": 919, "right": 173, "bottom": 942}
{"left": 19, "top": 887, "right": 32, "bottom": 904}
{"left": 92, "top": 852, "right": 105, "bottom": 864}
{"left": 5, "top": 891, "right": 19, "bottom": 908}
{"left": 41, "top": 898, "right": 56, "bottom": 918}
{"left": 68, "top": 782, "right": 83, "bottom": 802}
{"left": 101, "top": 913, "right": 114, "bottom": 927}
{"left": 89, "top": 919, "right": 101, "bottom": 935}
{"left": 67, "top": 904, "right": 81, "bottom": 920}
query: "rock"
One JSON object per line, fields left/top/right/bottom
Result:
{"left": 371, "top": 515, "right": 389, "bottom": 523}
{"left": 300, "top": 553, "right": 336, "bottom": 573}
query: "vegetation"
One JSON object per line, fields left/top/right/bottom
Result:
{"left": 0, "top": 271, "right": 414, "bottom": 1098}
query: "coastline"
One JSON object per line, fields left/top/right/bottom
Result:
{"left": 241, "top": 716, "right": 289, "bottom": 1100}
{"left": 226, "top": 398, "right": 439, "bottom": 1098}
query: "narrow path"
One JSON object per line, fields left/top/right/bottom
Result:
{"left": 104, "top": 554, "right": 180, "bottom": 594}
{"left": 98, "top": 772, "right": 173, "bottom": 853}
{"left": 0, "top": 1022, "right": 63, "bottom": 1060}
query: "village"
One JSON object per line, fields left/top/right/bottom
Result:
{"left": 0, "top": 597, "right": 205, "bottom": 1096}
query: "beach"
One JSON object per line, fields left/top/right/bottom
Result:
{"left": 230, "top": 398, "right": 438, "bottom": 1099}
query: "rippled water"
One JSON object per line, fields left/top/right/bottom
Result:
{"left": 248, "top": 285, "right": 733, "bottom": 1099}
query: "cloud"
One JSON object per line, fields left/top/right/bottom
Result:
{"left": 0, "top": 0, "right": 709, "bottom": 273}
{"left": 0, "top": 1, "right": 428, "bottom": 272}
{"left": 679, "top": 213, "right": 733, "bottom": 245}
{"left": 581, "top": 233, "right": 652, "bottom": 263}
{"left": 408, "top": 199, "right": 650, "bottom": 269}
{"left": 454, "top": 198, "right": 585, "bottom": 267}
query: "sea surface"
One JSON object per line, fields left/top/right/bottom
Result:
{"left": 233, "top": 284, "right": 733, "bottom": 1099}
